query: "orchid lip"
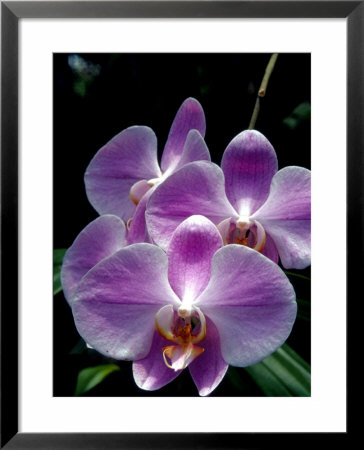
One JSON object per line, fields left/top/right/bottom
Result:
{"left": 155, "top": 304, "right": 206, "bottom": 371}
{"left": 130, "top": 170, "right": 172, "bottom": 206}
{"left": 217, "top": 216, "right": 266, "bottom": 252}
{"left": 129, "top": 179, "right": 152, "bottom": 206}
{"left": 162, "top": 344, "right": 204, "bottom": 372}
{"left": 147, "top": 177, "right": 160, "bottom": 186}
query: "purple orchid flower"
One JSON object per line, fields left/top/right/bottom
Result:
{"left": 61, "top": 214, "right": 127, "bottom": 306}
{"left": 146, "top": 129, "right": 311, "bottom": 269}
{"left": 69, "top": 215, "right": 296, "bottom": 396}
{"left": 84, "top": 98, "right": 210, "bottom": 243}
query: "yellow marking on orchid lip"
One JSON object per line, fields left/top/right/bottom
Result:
{"left": 177, "top": 323, "right": 192, "bottom": 342}
{"left": 154, "top": 314, "right": 174, "bottom": 341}
{"left": 126, "top": 218, "right": 133, "bottom": 230}
{"left": 156, "top": 305, "right": 207, "bottom": 370}
{"left": 162, "top": 346, "right": 176, "bottom": 369}
{"left": 162, "top": 344, "right": 205, "bottom": 371}
{"left": 234, "top": 235, "right": 249, "bottom": 246}
{"left": 129, "top": 192, "right": 139, "bottom": 206}
{"left": 254, "top": 233, "right": 266, "bottom": 253}
{"left": 252, "top": 220, "right": 266, "bottom": 253}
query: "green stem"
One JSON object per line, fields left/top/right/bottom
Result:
{"left": 248, "top": 53, "right": 278, "bottom": 129}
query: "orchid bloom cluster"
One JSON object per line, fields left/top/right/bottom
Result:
{"left": 61, "top": 98, "right": 311, "bottom": 396}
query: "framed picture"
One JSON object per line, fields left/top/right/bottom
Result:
{"left": 1, "top": 1, "right": 358, "bottom": 448}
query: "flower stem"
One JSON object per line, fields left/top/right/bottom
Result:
{"left": 248, "top": 53, "right": 278, "bottom": 130}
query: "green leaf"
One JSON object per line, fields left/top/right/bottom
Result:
{"left": 53, "top": 248, "right": 67, "bottom": 295}
{"left": 74, "top": 364, "right": 120, "bottom": 396}
{"left": 297, "top": 298, "right": 311, "bottom": 321}
{"left": 245, "top": 343, "right": 310, "bottom": 396}
{"left": 226, "top": 367, "right": 257, "bottom": 395}
{"left": 284, "top": 270, "right": 310, "bottom": 281}
{"left": 69, "top": 338, "right": 87, "bottom": 355}
{"left": 283, "top": 102, "right": 311, "bottom": 130}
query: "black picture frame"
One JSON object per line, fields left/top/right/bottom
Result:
{"left": 1, "top": 1, "right": 359, "bottom": 448}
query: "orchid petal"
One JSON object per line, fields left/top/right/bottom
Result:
{"left": 146, "top": 161, "right": 237, "bottom": 250}
{"left": 221, "top": 130, "right": 278, "bottom": 216}
{"left": 161, "top": 98, "right": 206, "bottom": 172}
{"left": 195, "top": 245, "right": 297, "bottom": 367}
{"left": 133, "top": 331, "right": 182, "bottom": 391}
{"left": 167, "top": 215, "right": 223, "bottom": 303}
{"left": 252, "top": 166, "right": 311, "bottom": 269}
{"left": 168, "top": 129, "right": 210, "bottom": 174}
{"left": 61, "top": 215, "right": 125, "bottom": 305}
{"left": 85, "top": 126, "right": 161, "bottom": 221}
{"left": 189, "top": 317, "right": 228, "bottom": 396}
{"left": 73, "top": 244, "right": 180, "bottom": 360}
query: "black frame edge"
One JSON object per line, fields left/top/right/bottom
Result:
{"left": 1, "top": 1, "right": 359, "bottom": 448}
{"left": 1, "top": 2, "right": 18, "bottom": 448}
{"left": 347, "top": 0, "right": 363, "bottom": 442}
{"left": 2, "top": 1, "right": 361, "bottom": 18}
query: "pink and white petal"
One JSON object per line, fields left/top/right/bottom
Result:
{"left": 189, "top": 317, "right": 228, "bottom": 396}
{"left": 195, "top": 245, "right": 297, "bottom": 367}
{"left": 252, "top": 166, "right": 311, "bottom": 269}
{"left": 73, "top": 244, "right": 180, "bottom": 360}
{"left": 126, "top": 189, "right": 154, "bottom": 244}
{"left": 61, "top": 215, "right": 126, "bottom": 306}
{"left": 146, "top": 161, "right": 237, "bottom": 251}
{"left": 133, "top": 331, "right": 182, "bottom": 391}
{"left": 161, "top": 98, "right": 206, "bottom": 172}
{"left": 167, "top": 215, "right": 223, "bottom": 303}
{"left": 260, "top": 232, "right": 279, "bottom": 264}
{"left": 85, "top": 126, "right": 161, "bottom": 221}
{"left": 221, "top": 130, "right": 278, "bottom": 216}
{"left": 263, "top": 221, "right": 310, "bottom": 269}
{"left": 168, "top": 129, "right": 210, "bottom": 174}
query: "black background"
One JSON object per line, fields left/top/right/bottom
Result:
{"left": 53, "top": 53, "right": 310, "bottom": 396}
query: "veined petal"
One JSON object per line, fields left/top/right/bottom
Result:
{"left": 221, "top": 130, "right": 278, "bottom": 216}
{"left": 252, "top": 166, "right": 311, "bottom": 269}
{"left": 189, "top": 317, "right": 228, "bottom": 396}
{"left": 73, "top": 244, "right": 180, "bottom": 360}
{"left": 61, "top": 215, "right": 126, "bottom": 305}
{"left": 161, "top": 98, "right": 206, "bottom": 172}
{"left": 167, "top": 215, "right": 223, "bottom": 303}
{"left": 195, "top": 245, "right": 296, "bottom": 367}
{"left": 168, "top": 129, "right": 211, "bottom": 174}
{"left": 85, "top": 126, "right": 161, "bottom": 221}
{"left": 146, "top": 161, "right": 237, "bottom": 250}
{"left": 133, "top": 331, "right": 182, "bottom": 391}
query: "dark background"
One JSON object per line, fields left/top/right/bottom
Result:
{"left": 53, "top": 53, "right": 311, "bottom": 396}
